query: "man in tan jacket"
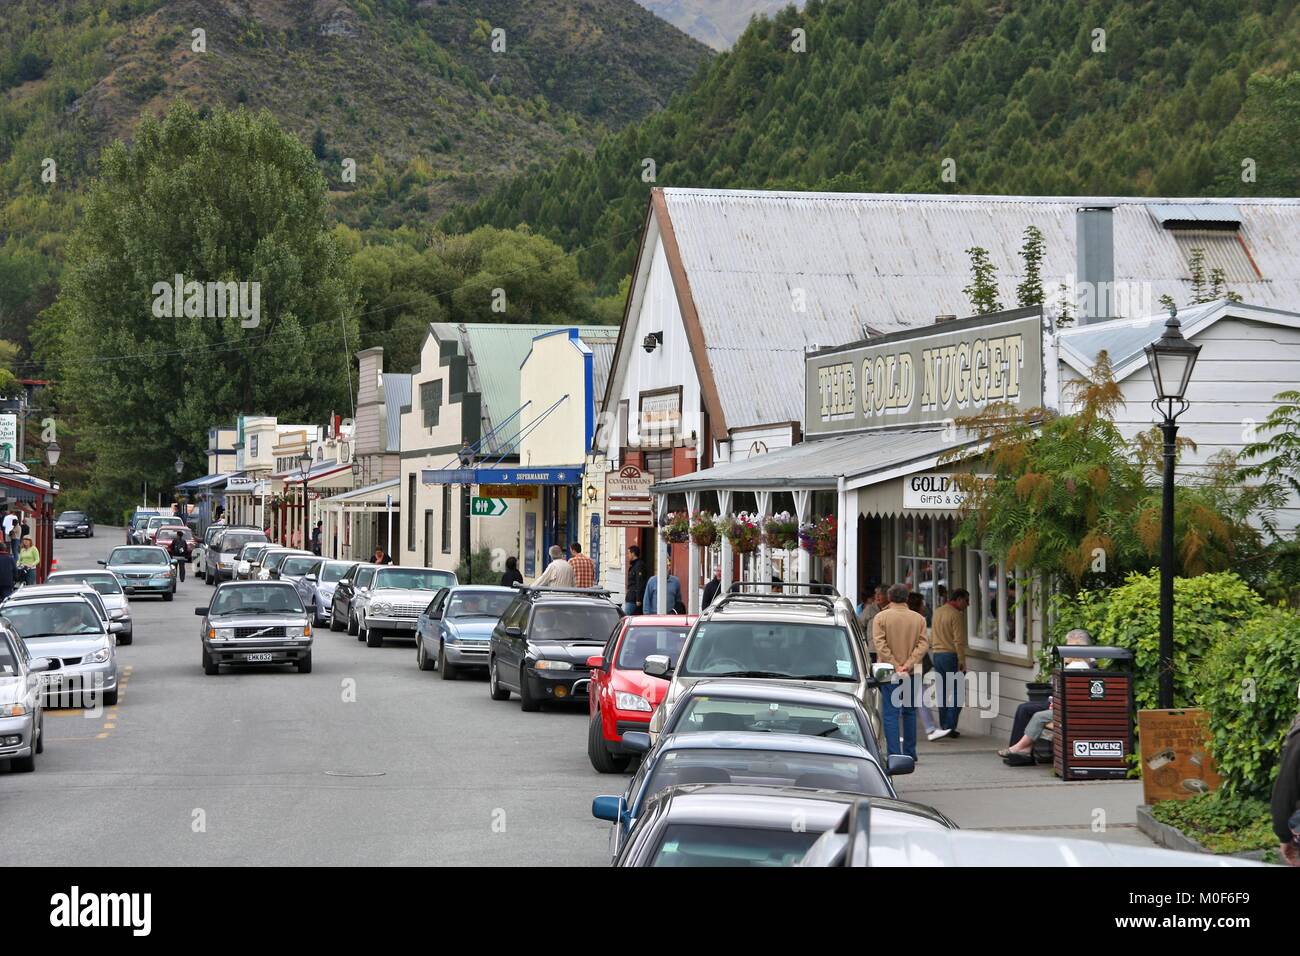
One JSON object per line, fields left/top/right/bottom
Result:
{"left": 929, "top": 588, "right": 970, "bottom": 739}
{"left": 871, "top": 583, "right": 929, "bottom": 760}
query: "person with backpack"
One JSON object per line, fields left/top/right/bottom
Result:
{"left": 168, "top": 530, "right": 190, "bottom": 582}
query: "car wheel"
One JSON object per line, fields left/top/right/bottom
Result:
{"left": 10, "top": 753, "right": 35, "bottom": 772}
{"left": 347, "top": 612, "right": 358, "bottom": 637}
{"left": 297, "top": 652, "right": 312, "bottom": 674}
{"left": 416, "top": 637, "right": 436, "bottom": 672}
{"left": 203, "top": 651, "right": 219, "bottom": 676}
{"left": 438, "top": 642, "right": 457, "bottom": 680}
{"left": 35, "top": 714, "right": 44, "bottom": 754}
{"left": 488, "top": 657, "right": 510, "bottom": 701}
{"left": 364, "top": 622, "right": 382, "bottom": 648}
{"left": 102, "top": 687, "right": 119, "bottom": 706}
{"left": 519, "top": 666, "right": 541, "bottom": 712}
{"left": 162, "top": 589, "right": 174, "bottom": 602}
{"left": 118, "top": 630, "right": 133, "bottom": 646}
{"left": 588, "top": 713, "right": 629, "bottom": 774}
{"left": 329, "top": 608, "right": 343, "bottom": 632}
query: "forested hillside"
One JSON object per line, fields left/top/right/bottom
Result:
{"left": 447, "top": 0, "right": 1300, "bottom": 292}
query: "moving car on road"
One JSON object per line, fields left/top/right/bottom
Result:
{"left": 4, "top": 584, "right": 123, "bottom": 644}
{"left": 294, "top": 559, "right": 354, "bottom": 627}
{"left": 488, "top": 586, "right": 622, "bottom": 712}
{"left": 126, "top": 509, "right": 159, "bottom": 544}
{"left": 587, "top": 614, "right": 695, "bottom": 773}
{"left": 47, "top": 570, "right": 134, "bottom": 645}
{"left": 415, "top": 584, "right": 514, "bottom": 678}
{"left": 0, "top": 623, "right": 51, "bottom": 772}
{"left": 100, "top": 546, "right": 176, "bottom": 600}
{"left": 195, "top": 580, "right": 314, "bottom": 675}
{"left": 330, "top": 563, "right": 378, "bottom": 634}
{"left": 54, "top": 511, "right": 94, "bottom": 539}
{"left": 356, "top": 565, "right": 458, "bottom": 647}
{"left": 0, "top": 595, "right": 119, "bottom": 706}
{"left": 192, "top": 522, "right": 226, "bottom": 579}
{"left": 139, "top": 514, "right": 177, "bottom": 545}
{"left": 610, "top": 786, "right": 952, "bottom": 868}
{"left": 205, "top": 527, "right": 269, "bottom": 585}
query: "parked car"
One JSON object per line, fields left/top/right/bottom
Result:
{"left": 4, "top": 584, "right": 123, "bottom": 644}
{"left": 487, "top": 585, "right": 622, "bottom": 712}
{"left": 295, "top": 560, "right": 355, "bottom": 627}
{"left": 607, "top": 785, "right": 952, "bottom": 868}
{"left": 271, "top": 553, "right": 323, "bottom": 585}
{"left": 99, "top": 546, "right": 176, "bottom": 600}
{"left": 195, "top": 580, "right": 313, "bottom": 675}
{"left": 415, "top": 585, "right": 515, "bottom": 678}
{"left": 205, "top": 527, "right": 269, "bottom": 585}
{"left": 256, "top": 547, "right": 309, "bottom": 582}
{"left": 587, "top": 614, "right": 696, "bottom": 773}
{"left": 139, "top": 514, "right": 177, "bottom": 545}
{"left": 356, "top": 565, "right": 458, "bottom": 647}
{"left": 126, "top": 509, "right": 160, "bottom": 544}
{"left": 192, "top": 523, "right": 227, "bottom": 579}
{"left": 593, "top": 730, "right": 904, "bottom": 860}
{"left": 54, "top": 511, "right": 94, "bottom": 539}
{"left": 0, "top": 623, "right": 51, "bottom": 772}
{"left": 645, "top": 584, "right": 889, "bottom": 760}
{"left": 329, "top": 563, "right": 379, "bottom": 634}
{"left": 0, "top": 595, "right": 119, "bottom": 706}
{"left": 235, "top": 542, "right": 273, "bottom": 580}
{"left": 46, "top": 570, "right": 134, "bottom": 645}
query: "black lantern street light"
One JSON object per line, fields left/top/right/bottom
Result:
{"left": 1143, "top": 310, "right": 1201, "bottom": 710}
{"left": 298, "top": 450, "right": 312, "bottom": 550}
{"left": 174, "top": 456, "right": 185, "bottom": 521}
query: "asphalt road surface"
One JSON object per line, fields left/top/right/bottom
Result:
{"left": 0, "top": 529, "right": 613, "bottom": 865}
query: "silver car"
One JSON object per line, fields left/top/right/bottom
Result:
{"left": 4, "top": 584, "right": 123, "bottom": 644}
{"left": 0, "top": 624, "right": 51, "bottom": 772}
{"left": 0, "top": 596, "right": 119, "bottom": 706}
{"left": 47, "top": 570, "right": 134, "bottom": 645}
{"left": 295, "top": 559, "right": 355, "bottom": 627}
{"left": 356, "top": 566, "right": 458, "bottom": 648}
{"left": 205, "top": 528, "right": 269, "bottom": 585}
{"left": 100, "top": 545, "right": 176, "bottom": 600}
{"left": 196, "top": 580, "right": 314, "bottom": 675}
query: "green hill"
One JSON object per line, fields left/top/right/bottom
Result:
{"left": 445, "top": 0, "right": 1300, "bottom": 292}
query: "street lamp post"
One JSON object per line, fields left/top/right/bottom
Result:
{"left": 1143, "top": 310, "right": 1201, "bottom": 710}
{"left": 174, "top": 456, "right": 184, "bottom": 522}
{"left": 298, "top": 451, "right": 312, "bottom": 551}
{"left": 43, "top": 440, "right": 60, "bottom": 584}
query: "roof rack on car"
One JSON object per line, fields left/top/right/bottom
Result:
{"left": 513, "top": 585, "right": 613, "bottom": 599}
{"left": 713, "top": 580, "right": 840, "bottom": 613}
{"left": 726, "top": 581, "right": 840, "bottom": 597}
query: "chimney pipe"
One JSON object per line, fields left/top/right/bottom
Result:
{"left": 934, "top": 314, "right": 957, "bottom": 324}
{"left": 1076, "top": 206, "right": 1115, "bottom": 325}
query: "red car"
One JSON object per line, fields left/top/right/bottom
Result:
{"left": 586, "top": 614, "right": 697, "bottom": 773}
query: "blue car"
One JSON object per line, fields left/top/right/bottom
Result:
{"left": 415, "top": 584, "right": 516, "bottom": 679}
{"left": 592, "top": 730, "right": 902, "bottom": 863}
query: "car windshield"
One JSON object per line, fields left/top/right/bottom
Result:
{"left": 59, "top": 512, "right": 87, "bottom": 521}
{"left": 679, "top": 621, "right": 858, "bottom": 682}
{"left": 531, "top": 604, "right": 620, "bottom": 643}
{"left": 280, "top": 556, "right": 320, "bottom": 576}
{"left": 617, "top": 625, "right": 690, "bottom": 669}
{"left": 670, "top": 697, "right": 866, "bottom": 746}
{"left": 643, "top": 750, "right": 887, "bottom": 807}
{"left": 240, "top": 544, "right": 269, "bottom": 560}
{"left": 356, "top": 567, "right": 377, "bottom": 588}
{"left": 446, "top": 591, "right": 514, "bottom": 619}
{"left": 110, "top": 548, "right": 168, "bottom": 566}
{"left": 0, "top": 638, "right": 16, "bottom": 675}
{"left": 147, "top": 517, "right": 171, "bottom": 529}
{"left": 374, "top": 568, "right": 454, "bottom": 591}
{"left": 49, "top": 573, "right": 124, "bottom": 596}
{"left": 319, "top": 562, "right": 353, "bottom": 583}
{"left": 263, "top": 551, "right": 297, "bottom": 571}
{"left": 3, "top": 602, "right": 103, "bottom": 638}
{"left": 220, "top": 532, "right": 266, "bottom": 553}
{"left": 208, "top": 586, "right": 304, "bottom": 617}
{"left": 649, "top": 823, "right": 821, "bottom": 868}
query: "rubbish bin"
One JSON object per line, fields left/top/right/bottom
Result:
{"left": 1052, "top": 645, "right": 1134, "bottom": 781}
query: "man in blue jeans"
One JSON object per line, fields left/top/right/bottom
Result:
{"left": 871, "top": 583, "right": 929, "bottom": 761}
{"left": 928, "top": 588, "right": 970, "bottom": 739}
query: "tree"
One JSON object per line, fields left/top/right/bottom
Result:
{"left": 41, "top": 102, "right": 358, "bottom": 513}
{"left": 963, "top": 246, "right": 1002, "bottom": 314}
{"left": 1015, "top": 225, "right": 1045, "bottom": 308}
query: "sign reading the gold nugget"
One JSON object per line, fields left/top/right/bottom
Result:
{"left": 805, "top": 309, "right": 1043, "bottom": 435}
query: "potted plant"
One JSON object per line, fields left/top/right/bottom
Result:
{"left": 659, "top": 509, "right": 690, "bottom": 544}
{"left": 799, "top": 515, "right": 837, "bottom": 557}
{"left": 689, "top": 510, "right": 717, "bottom": 547}
{"left": 763, "top": 511, "right": 799, "bottom": 550}
{"left": 721, "top": 512, "right": 762, "bottom": 554}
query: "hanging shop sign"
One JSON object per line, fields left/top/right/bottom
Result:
{"left": 605, "top": 464, "right": 654, "bottom": 529}
{"left": 805, "top": 309, "right": 1044, "bottom": 435}
{"left": 901, "top": 472, "right": 993, "bottom": 510}
{"left": 638, "top": 387, "right": 682, "bottom": 439}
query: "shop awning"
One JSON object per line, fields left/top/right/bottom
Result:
{"left": 421, "top": 465, "right": 583, "bottom": 486}
{"left": 272, "top": 460, "right": 352, "bottom": 486}
{"left": 650, "top": 427, "right": 983, "bottom": 494}
{"left": 0, "top": 469, "right": 56, "bottom": 503}
{"left": 177, "top": 472, "right": 236, "bottom": 492}
{"left": 320, "top": 477, "right": 399, "bottom": 507}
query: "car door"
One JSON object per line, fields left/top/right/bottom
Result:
{"left": 332, "top": 564, "right": 358, "bottom": 620}
{"left": 490, "top": 598, "right": 526, "bottom": 685}
{"left": 589, "top": 618, "right": 626, "bottom": 719}
{"left": 418, "top": 588, "right": 448, "bottom": 646}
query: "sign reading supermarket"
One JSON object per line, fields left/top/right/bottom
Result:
{"left": 805, "top": 308, "right": 1043, "bottom": 435}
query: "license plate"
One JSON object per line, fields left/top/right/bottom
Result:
{"left": 245, "top": 653, "right": 273, "bottom": 662}
{"left": 39, "top": 674, "right": 60, "bottom": 686}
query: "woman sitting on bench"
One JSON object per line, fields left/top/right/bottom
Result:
{"left": 999, "top": 628, "right": 1094, "bottom": 765}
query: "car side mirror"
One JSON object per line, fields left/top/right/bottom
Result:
{"left": 887, "top": 754, "right": 915, "bottom": 776}
{"left": 97, "top": 560, "right": 107, "bottom": 566}
{"left": 504, "top": 625, "right": 523, "bottom": 638}
{"left": 870, "top": 662, "right": 896, "bottom": 685}
{"left": 585, "top": 655, "right": 604, "bottom": 669}
{"left": 194, "top": 607, "right": 208, "bottom": 616}
{"left": 643, "top": 654, "right": 672, "bottom": 678}
{"left": 591, "top": 795, "right": 624, "bottom": 822}
{"left": 305, "top": 573, "right": 317, "bottom": 582}
{"left": 28, "top": 657, "right": 54, "bottom": 673}
{"left": 621, "top": 732, "right": 651, "bottom": 755}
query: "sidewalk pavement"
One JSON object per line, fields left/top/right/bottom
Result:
{"left": 891, "top": 728, "right": 1156, "bottom": 847}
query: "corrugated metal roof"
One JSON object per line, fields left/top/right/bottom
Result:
{"left": 651, "top": 427, "right": 976, "bottom": 492}
{"left": 658, "top": 189, "right": 1300, "bottom": 432}
{"left": 322, "top": 477, "right": 399, "bottom": 504}
{"left": 1148, "top": 203, "right": 1241, "bottom": 225}
{"left": 381, "top": 373, "right": 411, "bottom": 454}
{"left": 581, "top": 329, "right": 619, "bottom": 412}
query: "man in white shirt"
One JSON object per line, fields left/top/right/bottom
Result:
{"left": 533, "top": 545, "right": 575, "bottom": 588}
{"left": 1, "top": 511, "right": 16, "bottom": 557}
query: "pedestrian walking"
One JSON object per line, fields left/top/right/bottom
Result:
{"left": 500, "top": 555, "right": 524, "bottom": 589}
{"left": 871, "top": 583, "right": 929, "bottom": 761}
{"left": 168, "top": 530, "right": 189, "bottom": 582}
{"left": 701, "top": 566, "right": 722, "bottom": 609}
{"left": 311, "top": 521, "right": 322, "bottom": 556}
{"left": 907, "top": 592, "right": 941, "bottom": 740}
{"left": 17, "top": 536, "right": 39, "bottom": 586}
{"left": 624, "top": 545, "right": 647, "bottom": 615}
{"left": 929, "top": 588, "right": 970, "bottom": 739}
{"left": 569, "top": 542, "right": 595, "bottom": 589}
{"left": 857, "top": 585, "right": 888, "bottom": 637}
{"left": 643, "top": 558, "right": 683, "bottom": 615}
{"left": 2, "top": 510, "right": 19, "bottom": 559}
{"left": 534, "top": 544, "right": 574, "bottom": 588}
{"left": 1272, "top": 710, "right": 1300, "bottom": 867}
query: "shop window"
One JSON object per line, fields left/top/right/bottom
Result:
{"left": 642, "top": 449, "right": 672, "bottom": 483}
{"left": 407, "top": 474, "right": 417, "bottom": 550}
{"left": 421, "top": 380, "right": 443, "bottom": 428}
{"left": 893, "top": 515, "right": 950, "bottom": 618}
{"left": 966, "top": 548, "right": 1030, "bottom": 656}
{"left": 423, "top": 510, "right": 433, "bottom": 567}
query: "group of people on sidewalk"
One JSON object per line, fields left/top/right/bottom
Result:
{"left": 0, "top": 508, "right": 39, "bottom": 598}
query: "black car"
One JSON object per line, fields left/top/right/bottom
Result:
{"left": 329, "top": 563, "right": 378, "bottom": 635}
{"left": 54, "top": 511, "right": 94, "bottom": 538}
{"left": 488, "top": 586, "right": 622, "bottom": 712}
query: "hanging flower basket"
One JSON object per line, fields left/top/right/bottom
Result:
{"left": 763, "top": 511, "right": 799, "bottom": 551}
{"left": 659, "top": 510, "right": 691, "bottom": 544}
{"left": 689, "top": 510, "right": 718, "bottom": 547}
{"left": 800, "top": 515, "right": 837, "bottom": 557}
{"left": 721, "top": 512, "right": 762, "bottom": 554}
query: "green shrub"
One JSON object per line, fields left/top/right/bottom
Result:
{"left": 1199, "top": 607, "right": 1300, "bottom": 798}
{"left": 1046, "top": 570, "right": 1264, "bottom": 709}
{"left": 455, "top": 546, "right": 495, "bottom": 585}
{"left": 1151, "top": 791, "right": 1277, "bottom": 855}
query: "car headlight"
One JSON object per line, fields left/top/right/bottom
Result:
{"left": 285, "top": 625, "right": 311, "bottom": 639}
{"left": 533, "top": 660, "right": 573, "bottom": 671}
{"left": 110, "top": 608, "right": 128, "bottom": 619}
{"left": 210, "top": 627, "right": 234, "bottom": 641}
{"left": 615, "top": 691, "right": 653, "bottom": 712}
{"left": 82, "top": 647, "right": 112, "bottom": 665}
{"left": 237, "top": 561, "right": 250, "bottom": 573}
{"left": 372, "top": 602, "right": 392, "bottom": 615}
{"left": 78, "top": 525, "right": 89, "bottom": 530}
{"left": 1, "top": 703, "right": 27, "bottom": 717}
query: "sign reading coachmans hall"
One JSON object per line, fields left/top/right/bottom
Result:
{"left": 804, "top": 308, "right": 1044, "bottom": 435}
